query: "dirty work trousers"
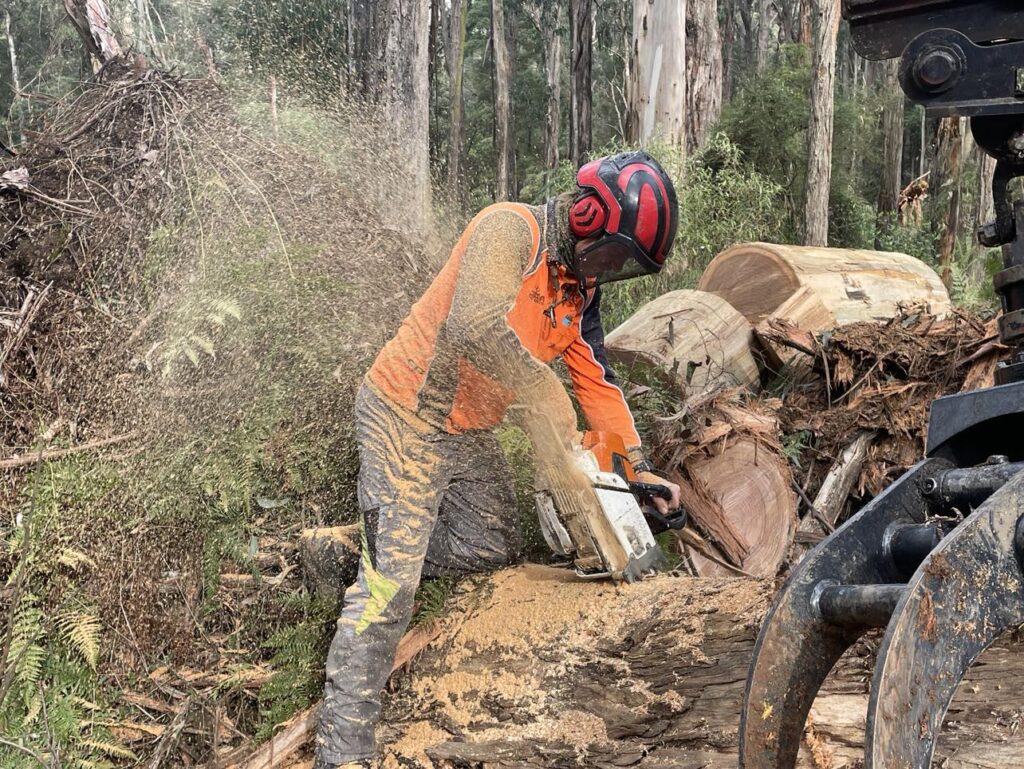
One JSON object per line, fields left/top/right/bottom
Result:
{"left": 315, "top": 383, "right": 520, "bottom": 766}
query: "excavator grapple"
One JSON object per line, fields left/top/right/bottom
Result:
{"left": 740, "top": 3, "right": 1024, "bottom": 767}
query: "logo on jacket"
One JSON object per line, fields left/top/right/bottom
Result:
{"left": 529, "top": 288, "right": 545, "bottom": 304}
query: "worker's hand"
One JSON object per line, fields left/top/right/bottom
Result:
{"left": 636, "top": 470, "right": 682, "bottom": 516}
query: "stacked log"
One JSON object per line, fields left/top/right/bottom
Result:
{"left": 604, "top": 290, "right": 761, "bottom": 400}
{"left": 698, "top": 242, "right": 951, "bottom": 329}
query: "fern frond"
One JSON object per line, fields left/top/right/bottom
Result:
{"left": 56, "top": 611, "right": 102, "bottom": 669}
{"left": 78, "top": 739, "right": 137, "bottom": 761}
{"left": 57, "top": 548, "right": 97, "bottom": 572}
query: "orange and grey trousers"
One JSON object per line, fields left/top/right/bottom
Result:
{"left": 314, "top": 382, "right": 519, "bottom": 766}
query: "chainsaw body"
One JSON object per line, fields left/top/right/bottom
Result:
{"left": 536, "top": 431, "right": 686, "bottom": 582}
{"left": 740, "top": 4, "right": 1024, "bottom": 767}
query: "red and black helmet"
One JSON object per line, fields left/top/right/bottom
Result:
{"left": 568, "top": 151, "right": 678, "bottom": 284}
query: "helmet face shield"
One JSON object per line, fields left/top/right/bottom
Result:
{"left": 573, "top": 234, "right": 662, "bottom": 285}
{"left": 568, "top": 151, "right": 678, "bottom": 284}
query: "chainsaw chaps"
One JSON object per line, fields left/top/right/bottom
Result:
{"left": 740, "top": 456, "right": 1024, "bottom": 769}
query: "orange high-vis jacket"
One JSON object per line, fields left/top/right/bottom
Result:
{"left": 367, "top": 202, "right": 641, "bottom": 449}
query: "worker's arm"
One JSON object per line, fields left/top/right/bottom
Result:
{"left": 562, "top": 286, "right": 642, "bottom": 451}
{"left": 441, "top": 206, "right": 580, "bottom": 446}
{"left": 563, "top": 288, "right": 681, "bottom": 514}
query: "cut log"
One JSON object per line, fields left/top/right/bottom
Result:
{"left": 679, "top": 437, "right": 796, "bottom": 578}
{"left": 604, "top": 290, "right": 761, "bottom": 401}
{"left": 698, "top": 242, "right": 952, "bottom": 329}
{"left": 379, "top": 565, "right": 1024, "bottom": 769}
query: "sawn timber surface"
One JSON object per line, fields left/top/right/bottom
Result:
{"left": 377, "top": 565, "right": 1024, "bottom": 769}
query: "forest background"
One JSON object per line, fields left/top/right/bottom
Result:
{"left": 0, "top": 0, "right": 1005, "bottom": 767}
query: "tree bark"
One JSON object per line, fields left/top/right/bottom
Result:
{"left": 803, "top": 0, "right": 841, "bottom": 247}
{"left": 975, "top": 146, "right": 997, "bottom": 259}
{"left": 686, "top": 0, "right": 722, "bottom": 152}
{"left": 569, "top": 0, "right": 592, "bottom": 167}
{"left": 373, "top": 0, "right": 433, "bottom": 228}
{"left": 629, "top": 0, "right": 687, "bottom": 148}
{"left": 492, "top": 0, "right": 513, "bottom": 201}
{"left": 347, "top": 0, "right": 373, "bottom": 92}
{"left": 877, "top": 59, "right": 905, "bottom": 226}
{"left": 63, "top": 0, "right": 123, "bottom": 65}
{"left": 721, "top": 0, "right": 737, "bottom": 103}
{"left": 446, "top": 0, "right": 468, "bottom": 199}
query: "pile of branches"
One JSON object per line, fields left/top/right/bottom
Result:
{"left": 764, "top": 308, "right": 1000, "bottom": 501}
{"left": 0, "top": 61, "right": 212, "bottom": 451}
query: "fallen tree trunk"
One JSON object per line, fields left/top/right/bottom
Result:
{"left": 377, "top": 566, "right": 1024, "bottom": 769}
{"left": 698, "top": 242, "right": 952, "bottom": 328}
{"left": 605, "top": 289, "right": 761, "bottom": 401}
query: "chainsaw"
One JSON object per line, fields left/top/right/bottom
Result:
{"left": 535, "top": 430, "right": 687, "bottom": 583}
{"left": 740, "top": 3, "right": 1024, "bottom": 768}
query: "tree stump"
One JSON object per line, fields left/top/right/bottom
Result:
{"left": 604, "top": 290, "right": 761, "bottom": 401}
{"left": 698, "top": 242, "right": 951, "bottom": 329}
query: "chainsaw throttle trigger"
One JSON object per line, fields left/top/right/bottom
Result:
{"left": 628, "top": 481, "right": 673, "bottom": 501}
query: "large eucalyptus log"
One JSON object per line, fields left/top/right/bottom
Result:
{"left": 698, "top": 242, "right": 952, "bottom": 329}
{"left": 374, "top": 566, "right": 1024, "bottom": 769}
{"left": 605, "top": 290, "right": 761, "bottom": 401}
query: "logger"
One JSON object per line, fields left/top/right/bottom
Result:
{"left": 740, "top": 3, "right": 1024, "bottom": 768}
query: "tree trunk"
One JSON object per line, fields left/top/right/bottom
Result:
{"left": 803, "top": 0, "right": 840, "bottom": 247}
{"left": 975, "top": 146, "right": 997, "bottom": 259}
{"left": 347, "top": 0, "right": 373, "bottom": 92}
{"left": 4, "top": 9, "right": 23, "bottom": 144}
{"left": 63, "top": 0, "right": 123, "bottom": 65}
{"left": 799, "top": 0, "right": 813, "bottom": 44}
{"left": 605, "top": 290, "right": 761, "bottom": 400}
{"left": 446, "top": 0, "right": 468, "bottom": 200}
{"left": 721, "top": 0, "right": 737, "bottom": 103}
{"left": 569, "top": 0, "right": 593, "bottom": 167}
{"left": 876, "top": 59, "right": 905, "bottom": 230}
{"left": 528, "top": 1, "right": 563, "bottom": 184}
{"left": 492, "top": 0, "right": 513, "bottom": 201}
{"left": 381, "top": 567, "right": 1024, "bottom": 768}
{"left": 755, "top": 0, "right": 772, "bottom": 73}
{"left": 373, "top": 0, "right": 433, "bottom": 228}
{"left": 628, "top": 0, "right": 687, "bottom": 148}
{"left": 685, "top": 0, "right": 722, "bottom": 152}
{"left": 934, "top": 117, "right": 964, "bottom": 287}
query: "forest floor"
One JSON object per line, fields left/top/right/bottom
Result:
{"left": 0, "top": 63, "right": 1018, "bottom": 768}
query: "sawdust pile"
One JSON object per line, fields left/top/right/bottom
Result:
{"left": 379, "top": 565, "right": 771, "bottom": 767}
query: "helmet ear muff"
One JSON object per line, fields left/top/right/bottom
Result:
{"left": 569, "top": 193, "right": 607, "bottom": 238}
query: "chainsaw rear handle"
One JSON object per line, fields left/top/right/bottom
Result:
{"left": 629, "top": 481, "right": 688, "bottom": 534}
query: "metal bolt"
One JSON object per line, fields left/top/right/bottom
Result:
{"left": 914, "top": 48, "right": 961, "bottom": 93}
{"left": 921, "top": 477, "right": 939, "bottom": 495}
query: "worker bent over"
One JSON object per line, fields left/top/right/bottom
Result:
{"left": 315, "top": 152, "right": 682, "bottom": 768}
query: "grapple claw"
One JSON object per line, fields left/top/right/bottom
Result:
{"left": 739, "top": 459, "right": 951, "bottom": 769}
{"left": 865, "top": 468, "right": 1024, "bottom": 768}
